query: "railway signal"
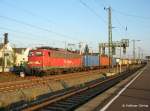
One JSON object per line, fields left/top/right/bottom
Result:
{"left": 84, "top": 44, "right": 89, "bottom": 54}
{"left": 121, "top": 39, "right": 129, "bottom": 54}
{"left": 112, "top": 46, "right": 116, "bottom": 55}
{"left": 4, "top": 33, "right": 8, "bottom": 45}
{"left": 122, "top": 43, "right": 126, "bottom": 54}
{"left": 99, "top": 39, "right": 129, "bottom": 56}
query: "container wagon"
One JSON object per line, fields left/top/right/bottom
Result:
{"left": 83, "top": 55, "right": 99, "bottom": 70}
{"left": 100, "top": 55, "right": 112, "bottom": 68}
{"left": 119, "top": 59, "right": 129, "bottom": 66}
{"left": 112, "top": 58, "right": 117, "bottom": 67}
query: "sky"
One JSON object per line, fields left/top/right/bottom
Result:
{"left": 0, "top": 0, "right": 150, "bottom": 58}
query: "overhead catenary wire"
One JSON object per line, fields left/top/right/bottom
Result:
{"left": 0, "top": 26, "right": 43, "bottom": 38}
{"left": 79, "top": 0, "right": 107, "bottom": 25}
{"left": 95, "top": 0, "right": 135, "bottom": 58}
{"left": 112, "top": 8, "right": 150, "bottom": 20}
{"left": 0, "top": 26, "right": 67, "bottom": 41}
{"left": 0, "top": 0, "right": 86, "bottom": 44}
{"left": 96, "top": 0, "right": 150, "bottom": 20}
{"left": 96, "top": 0, "right": 148, "bottom": 57}
{"left": 112, "top": 8, "right": 150, "bottom": 30}
{"left": 94, "top": 0, "right": 109, "bottom": 8}
{"left": 0, "top": 0, "right": 56, "bottom": 25}
{"left": 0, "top": 26, "right": 79, "bottom": 48}
{"left": 0, "top": 30, "right": 47, "bottom": 48}
{"left": 94, "top": 0, "right": 126, "bottom": 39}
{"left": 0, "top": 26, "right": 52, "bottom": 42}
{"left": 0, "top": 15, "right": 79, "bottom": 41}
{"left": 113, "top": 13, "right": 127, "bottom": 31}
{"left": 95, "top": 0, "right": 127, "bottom": 32}
{"left": 111, "top": 13, "right": 131, "bottom": 39}
{"left": 0, "top": 0, "right": 101, "bottom": 50}
{"left": 95, "top": 0, "right": 149, "bottom": 34}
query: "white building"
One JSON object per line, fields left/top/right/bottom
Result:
{"left": 0, "top": 43, "right": 13, "bottom": 72}
{"left": 0, "top": 43, "right": 30, "bottom": 72}
{"left": 13, "top": 48, "right": 30, "bottom": 66}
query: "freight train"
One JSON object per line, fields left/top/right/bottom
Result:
{"left": 13, "top": 46, "right": 142, "bottom": 76}
{"left": 21, "top": 47, "right": 116, "bottom": 76}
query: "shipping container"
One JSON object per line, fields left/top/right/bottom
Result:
{"left": 112, "top": 58, "right": 117, "bottom": 67}
{"left": 128, "top": 60, "right": 132, "bottom": 65}
{"left": 124, "top": 59, "right": 129, "bottom": 65}
{"left": 83, "top": 55, "right": 99, "bottom": 67}
{"left": 100, "top": 55, "right": 111, "bottom": 67}
{"left": 129, "top": 59, "right": 138, "bottom": 64}
{"left": 119, "top": 59, "right": 129, "bottom": 65}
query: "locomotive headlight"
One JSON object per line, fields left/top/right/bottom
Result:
{"left": 35, "top": 61, "right": 40, "bottom": 64}
{"left": 28, "top": 61, "right": 33, "bottom": 64}
{"left": 28, "top": 61, "right": 40, "bottom": 64}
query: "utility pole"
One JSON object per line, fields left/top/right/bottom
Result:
{"left": 141, "top": 50, "right": 143, "bottom": 60}
{"left": 119, "top": 42, "right": 122, "bottom": 73}
{"left": 108, "top": 6, "right": 112, "bottom": 72}
{"left": 133, "top": 40, "right": 135, "bottom": 60}
{"left": 79, "top": 42, "right": 83, "bottom": 55}
{"left": 138, "top": 47, "right": 141, "bottom": 60}
{"left": 105, "top": 6, "right": 112, "bottom": 72}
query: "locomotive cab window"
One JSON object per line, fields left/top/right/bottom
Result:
{"left": 35, "top": 51, "right": 43, "bottom": 56}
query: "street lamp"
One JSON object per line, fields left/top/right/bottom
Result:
{"left": 138, "top": 47, "right": 141, "bottom": 60}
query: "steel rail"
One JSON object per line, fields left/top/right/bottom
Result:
{"left": 21, "top": 65, "right": 145, "bottom": 111}
{"left": 0, "top": 69, "right": 106, "bottom": 93}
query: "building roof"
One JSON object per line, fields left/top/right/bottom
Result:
{"left": 12, "top": 48, "right": 26, "bottom": 54}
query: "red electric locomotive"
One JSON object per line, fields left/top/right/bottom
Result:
{"left": 27, "top": 47, "right": 82, "bottom": 75}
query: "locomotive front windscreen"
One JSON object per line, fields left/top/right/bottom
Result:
{"left": 28, "top": 51, "right": 43, "bottom": 56}
{"left": 35, "top": 51, "right": 43, "bottom": 56}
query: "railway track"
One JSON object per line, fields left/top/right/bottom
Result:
{"left": 0, "top": 65, "right": 136, "bottom": 93}
{"left": 0, "top": 65, "right": 127, "bottom": 83}
{"left": 17, "top": 65, "right": 145, "bottom": 111}
{"left": 0, "top": 68, "right": 111, "bottom": 93}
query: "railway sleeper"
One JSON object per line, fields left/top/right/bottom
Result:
{"left": 43, "top": 106, "right": 66, "bottom": 111}
{"left": 65, "top": 97, "right": 86, "bottom": 103}
{"left": 50, "top": 103, "right": 72, "bottom": 109}
{"left": 12, "top": 65, "right": 146, "bottom": 111}
{"left": 63, "top": 99, "right": 81, "bottom": 104}
{"left": 55, "top": 101, "right": 75, "bottom": 106}
{"left": 70, "top": 95, "right": 91, "bottom": 101}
